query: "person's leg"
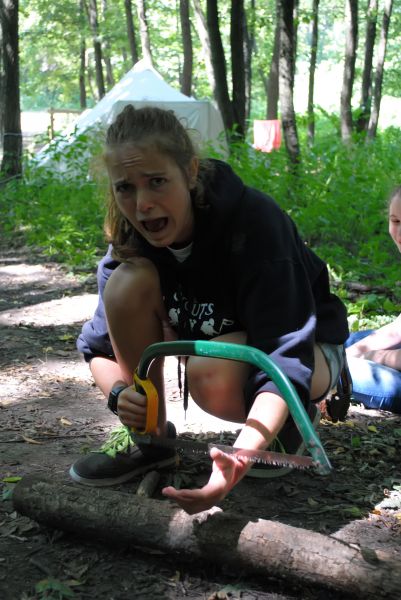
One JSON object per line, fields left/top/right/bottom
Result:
{"left": 186, "top": 334, "right": 330, "bottom": 422}
{"left": 346, "top": 356, "right": 401, "bottom": 413}
{"left": 187, "top": 336, "right": 332, "bottom": 420}
{"left": 345, "top": 329, "right": 375, "bottom": 348}
{"left": 186, "top": 332, "right": 250, "bottom": 422}
{"left": 310, "top": 344, "right": 332, "bottom": 401}
{"left": 89, "top": 356, "right": 127, "bottom": 399}
{"left": 69, "top": 259, "right": 176, "bottom": 486}
{"left": 103, "top": 259, "right": 168, "bottom": 432}
{"left": 186, "top": 337, "right": 328, "bottom": 479}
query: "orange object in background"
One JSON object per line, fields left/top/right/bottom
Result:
{"left": 253, "top": 119, "right": 282, "bottom": 152}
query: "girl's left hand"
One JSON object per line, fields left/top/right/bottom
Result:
{"left": 162, "top": 447, "right": 250, "bottom": 515}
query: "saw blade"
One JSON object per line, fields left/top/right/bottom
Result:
{"left": 211, "top": 443, "right": 315, "bottom": 470}
{"left": 133, "top": 434, "right": 315, "bottom": 470}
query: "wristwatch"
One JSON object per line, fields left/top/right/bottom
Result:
{"left": 107, "top": 384, "right": 128, "bottom": 415}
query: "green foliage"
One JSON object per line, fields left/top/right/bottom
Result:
{"left": 0, "top": 129, "right": 107, "bottom": 269}
{"left": 1, "top": 115, "right": 401, "bottom": 329}
{"left": 220, "top": 119, "right": 401, "bottom": 323}
{"left": 35, "top": 578, "right": 74, "bottom": 599}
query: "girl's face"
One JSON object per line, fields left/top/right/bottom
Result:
{"left": 389, "top": 194, "right": 401, "bottom": 253}
{"left": 107, "top": 144, "right": 198, "bottom": 248}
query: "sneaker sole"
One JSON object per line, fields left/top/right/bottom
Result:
{"left": 245, "top": 406, "right": 321, "bottom": 479}
{"left": 69, "top": 454, "right": 178, "bottom": 487}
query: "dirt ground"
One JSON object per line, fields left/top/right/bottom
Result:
{"left": 1, "top": 240, "right": 401, "bottom": 600}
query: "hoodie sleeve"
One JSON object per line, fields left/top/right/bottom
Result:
{"left": 76, "top": 245, "right": 120, "bottom": 362}
{"left": 239, "top": 256, "right": 317, "bottom": 407}
{"left": 232, "top": 192, "right": 336, "bottom": 408}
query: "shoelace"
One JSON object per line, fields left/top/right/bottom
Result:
{"left": 98, "top": 426, "right": 134, "bottom": 458}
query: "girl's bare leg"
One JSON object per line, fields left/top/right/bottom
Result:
{"left": 89, "top": 356, "right": 127, "bottom": 398}
{"left": 187, "top": 334, "right": 331, "bottom": 422}
{"left": 103, "top": 259, "right": 168, "bottom": 432}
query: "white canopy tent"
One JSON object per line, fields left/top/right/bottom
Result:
{"left": 36, "top": 60, "right": 227, "bottom": 171}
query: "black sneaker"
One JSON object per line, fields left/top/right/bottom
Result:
{"left": 246, "top": 404, "right": 321, "bottom": 479}
{"left": 69, "top": 422, "right": 178, "bottom": 487}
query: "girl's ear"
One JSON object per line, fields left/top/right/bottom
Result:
{"left": 188, "top": 157, "right": 199, "bottom": 189}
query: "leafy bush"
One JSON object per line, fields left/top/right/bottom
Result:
{"left": 1, "top": 115, "right": 401, "bottom": 324}
{"left": 0, "top": 128, "right": 107, "bottom": 268}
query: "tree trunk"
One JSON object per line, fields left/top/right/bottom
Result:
{"left": 124, "top": 0, "right": 139, "bottom": 66}
{"left": 137, "top": 0, "right": 152, "bottom": 64}
{"left": 0, "top": 0, "right": 22, "bottom": 179}
{"left": 367, "top": 0, "right": 393, "bottom": 139}
{"left": 192, "top": 0, "right": 216, "bottom": 100}
{"left": 243, "top": 0, "right": 255, "bottom": 123}
{"left": 101, "top": 0, "right": 115, "bottom": 88}
{"left": 278, "top": 0, "right": 300, "bottom": 165}
{"left": 13, "top": 475, "right": 401, "bottom": 600}
{"left": 180, "top": 0, "right": 192, "bottom": 96}
{"left": 307, "top": 0, "right": 319, "bottom": 145}
{"left": 206, "top": 0, "right": 234, "bottom": 134}
{"left": 266, "top": 0, "right": 280, "bottom": 120}
{"left": 356, "top": 0, "right": 378, "bottom": 133}
{"left": 230, "top": 0, "right": 246, "bottom": 137}
{"left": 0, "top": 21, "right": 4, "bottom": 147}
{"left": 292, "top": 0, "right": 300, "bottom": 83}
{"left": 340, "top": 0, "right": 358, "bottom": 143}
{"left": 86, "top": 0, "right": 105, "bottom": 98}
{"left": 79, "top": 0, "right": 87, "bottom": 109}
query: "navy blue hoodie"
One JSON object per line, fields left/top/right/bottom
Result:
{"left": 77, "top": 160, "right": 349, "bottom": 407}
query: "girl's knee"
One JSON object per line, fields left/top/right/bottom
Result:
{"left": 104, "top": 259, "right": 162, "bottom": 314}
{"left": 187, "top": 356, "right": 247, "bottom": 421}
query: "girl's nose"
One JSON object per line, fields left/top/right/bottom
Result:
{"left": 136, "top": 189, "right": 153, "bottom": 213}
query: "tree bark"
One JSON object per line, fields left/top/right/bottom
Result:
{"left": 243, "top": 0, "right": 255, "bottom": 123}
{"left": 179, "top": 0, "right": 192, "bottom": 97}
{"left": 307, "top": 0, "right": 319, "bottom": 145}
{"left": 278, "top": 0, "right": 300, "bottom": 165}
{"left": 356, "top": 0, "right": 378, "bottom": 133}
{"left": 230, "top": 0, "right": 246, "bottom": 137}
{"left": 124, "top": 0, "right": 139, "bottom": 66}
{"left": 137, "top": 0, "right": 152, "bottom": 64}
{"left": 206, "top": 0, "right": 234, "bottom": 133}
{"left": 340, "top": 0, "right": 358, "bottom": 143}
{"left": 266, "top": 0, "right": 280, "bottom": 120}
{"left": 0, "top": 19, "right": 4, "bottom": 147}
{"left": 192, "top": 0, "right": 216, "bottom": 100}
{"left": 0, "top": 0, "right": 22, "bottom": 179}
{"left": 101, "top": 0, "right": 115, "bottom": 89}
{"left": 85, "top": 0, "right": 106, "bottom": 98}
{"left": 79, "top": 0, "right": 87, "bottom": 109}
{"left": 367, "top": 0, "right": 393, "bottom": 139}
{"left": 13, "top": 475, "right": 401, "bottom": 600}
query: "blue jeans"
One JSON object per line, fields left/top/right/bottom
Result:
{"left": 345, "top": 330, "right": 401, "bottom": 413}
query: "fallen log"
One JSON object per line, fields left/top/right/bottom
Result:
{"left": 13, "top": 474, "right": 401, "bottom": 599}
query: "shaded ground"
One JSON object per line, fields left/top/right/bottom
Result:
{"left": 1, "top": 240, "right": 401, "bottom": 600}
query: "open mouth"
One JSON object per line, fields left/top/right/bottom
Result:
{"left": 142, "top": 217, "right": 168, "bottom": 233}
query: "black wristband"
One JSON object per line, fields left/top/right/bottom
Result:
{"left": 107, "top": 384, "right": 128, "bottom": 415}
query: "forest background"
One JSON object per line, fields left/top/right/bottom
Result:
{"left": 1, "top": 0, "right": 401, "bottom": 331}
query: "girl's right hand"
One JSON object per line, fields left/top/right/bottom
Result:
{"left": 116, "top": 387, "right": 148, "bottom": 429}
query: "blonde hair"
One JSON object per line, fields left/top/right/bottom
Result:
{"left": 104, "top": 105, "right": 212, "bottom": 260}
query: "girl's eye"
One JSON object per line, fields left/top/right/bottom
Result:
{"left": 115, "top": 182, "right": 131, "bottom": 194}
{"left": 151, "top": 177, "right": 166, "bottom": 188}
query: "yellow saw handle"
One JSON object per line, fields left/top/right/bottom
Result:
{"left": 130, "top": 370, "right": 159, "bottom": 435}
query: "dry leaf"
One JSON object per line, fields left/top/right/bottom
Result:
{"left": 21, "top": 435, "right": 43, "bottom": 445}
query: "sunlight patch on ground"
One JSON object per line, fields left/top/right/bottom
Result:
{"left": 0, "top": 293, "right": 98, "bottom": 326}
{"left": 0, "top": 263, "right": 51, "bottom": 277}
